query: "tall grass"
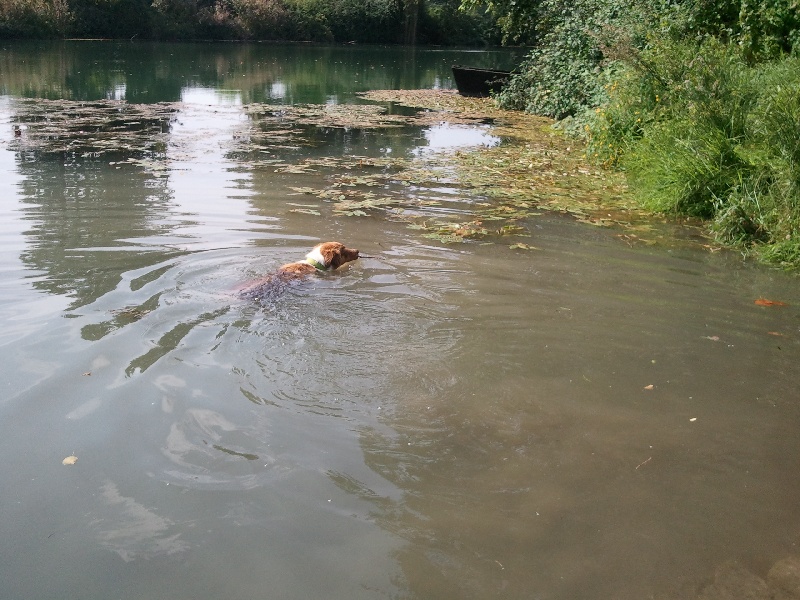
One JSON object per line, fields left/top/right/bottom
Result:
{"left": 585, "top": 36, "right": 800, "bottom": 266}
{"left": 490, "top": 0, "right": 800, "bottom": 266}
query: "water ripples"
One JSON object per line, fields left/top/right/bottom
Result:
{"left": 54, "top": 242, "right": 470, "bottom": 492}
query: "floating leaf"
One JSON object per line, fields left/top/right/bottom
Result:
{"left": 497, "top": 224, "right": 527, "bottom": 236}
{"left": 755, "top": 298, "right": 788, "bottom": 307}
{"left": 287, "top": 186, "right": 319, "bottom": 195}
{"left": 422, "top": 232, "right": 466, "bottom": 244}
{"left": 277, "top": 164, "right": 315, "bottom": 174}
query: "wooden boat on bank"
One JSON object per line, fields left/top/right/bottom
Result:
{"left": 452, "top": 65, "right": 512, "bottom": 97}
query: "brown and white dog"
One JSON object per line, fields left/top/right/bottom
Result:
{"left": 240, "top": 241, "right": 360, "bottom": 299}
{"left": 277, "top": 241, "right": 360, "bottom": 278}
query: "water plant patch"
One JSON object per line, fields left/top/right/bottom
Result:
{"left": 6, "top": 92, "right": 714, "bottom": 249}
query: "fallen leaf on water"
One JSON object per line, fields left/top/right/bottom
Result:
{"left": 62, "top": 455, "right": 78, "bottom": 465}
{"left": 644, "top": 384, "right": 654, "bottom": 390}
{"left": 755, "top": 298, "right": 788, "bottom": 307}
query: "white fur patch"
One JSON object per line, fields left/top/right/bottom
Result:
{"left": 305, "top": 246, "right": 329, "bottom": 269}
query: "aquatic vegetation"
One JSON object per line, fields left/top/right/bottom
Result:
{"left": 5, "top": 90, "right": 711, "bottom": 249}
{"left": 360, "top": 89, "right": 681, "bottom": 244}
{"left": 9, "top": 98, "right": 176, "bottom": 157}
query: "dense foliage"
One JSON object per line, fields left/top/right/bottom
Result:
{"left": 491, "top": 0, "right": 800, "bottom": 266}
{"left": 0, "top": 0, "right": 498, "bottom": 44}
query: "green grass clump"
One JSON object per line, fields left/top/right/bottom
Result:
{"left": 585, "top": 36, "right": 800, "bottom": 267}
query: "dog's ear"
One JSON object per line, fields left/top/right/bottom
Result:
{"left": 317, "top": 242, "right": 343, "bottom": 268}
{"left": 317, "top": 242, "right": 358, "bottom": 269}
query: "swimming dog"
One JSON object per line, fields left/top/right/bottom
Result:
{"left": 240, "top": 241, "right": 360, "bottom": 300}
{"left": 276, "top": 241, "right": 360, "bottom": 278}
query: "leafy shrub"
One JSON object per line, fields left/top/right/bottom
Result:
{"left": 420, "top": 0, "right": 498, "bottom": 46}
{"left": 67, "top": 0, "right": 154, "bottom": 38}
{"left": 0, "top": 0, "right": 71, "bottom": 37}
{"left": 748, "top": 58, "right": 800, "bottom": 186}
{"left": 0, "top": 0, "right": 491, "bottom": 42}
{"left": 288, "top": 0, "right": 402, "bottom": 43}
{"left": 226, "top": 0, "right": 295, "bottom": 39}
{"left": 496, "top": 26, "right": 604, "bottom": 119}
{"left": 586, "top": 36, "right": 800, "bottom": 262}
{"left": 583, "top": 65, "right": 657, "bottom": 166}
{"left": 495, "top": 0, "right": 650, "bottom": 119}
{"left": 739, "top": 0, "right": 800, "bottom": 60}
{"left": 151, "top": 0, "right": 202, "bottom": 39}
{"left": 733, "top": 58, "right": 800, "bottom": 261}
{"left": 458, "top": 0, "right": 540, "bottom": 44}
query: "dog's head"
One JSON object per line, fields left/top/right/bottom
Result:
{"left": 306, "top": 242, "right": 360, "bottom": 270}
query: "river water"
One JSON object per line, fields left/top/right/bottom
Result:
{"left": 1, "top": 41, "right": 799, "bottom": 600}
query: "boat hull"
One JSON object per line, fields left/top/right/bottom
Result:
{"left": 452, "top": 65, "right": 511, "bottom": 97}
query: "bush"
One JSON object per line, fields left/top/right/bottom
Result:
{"left": 151, "top": 0, "right": 201, "bottom": 39}
{"left": 288, "top": 0, "right": 402, "bottom": 43}
{"left": 0, "top": 0, "right": 492, "bottom": 42}
{"left": 495, "top": 0, "right": 598, "bottom": 118}
{"left": 585, "top": 36, "right": 800, "bottom": 263}
{"left": 735, "top": 58, "right": 800, "bottom": 262}
{"left": 0, "top": 0, "right": 71, "bottom": 37}
{"left": 226, "top": 0, "right": 295, "bottom": 39}
{"left": 584, "top": 67, "right": 658, "bottom": 167}
{"left": 420, "top": 0, "right": 498, "bottom": 46}
{"left": 739, "top": 0, "right": 800, "bottom": 60}
{"left": 495, "top": 0, "right": 650, "bottom": 119}
{"left": 67, "top": 0, "right": 154, "bottom": 38}
{"left": 749, "top": 59, "right": 800, "bottom": 186}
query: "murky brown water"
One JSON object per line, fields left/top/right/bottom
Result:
{"left": 1, "top": 41, "right": 799, "bottom": 600}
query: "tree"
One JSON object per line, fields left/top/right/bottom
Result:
{"left": 403, "top": 0, "right": 420, "bottom": 44}
{"left": 459, "top": 0, "right": 539, "bottom": 43}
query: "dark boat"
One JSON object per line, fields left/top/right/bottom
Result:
{"left": 452, "top": 65, "right": 512, "bottom": 97}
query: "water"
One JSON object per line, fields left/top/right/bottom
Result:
{"left": 1, "top": 41, "right": 799, "bottom": 600}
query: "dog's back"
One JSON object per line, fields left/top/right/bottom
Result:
{"left": 239, "top": 241, "right": 359, "bottom": 301}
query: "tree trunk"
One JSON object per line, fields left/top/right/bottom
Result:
{"left": 403, "top": 0, "right": 420, "bottom": 45}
